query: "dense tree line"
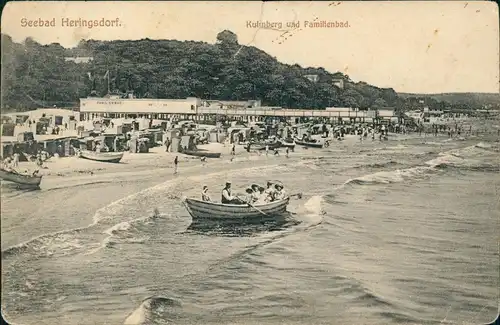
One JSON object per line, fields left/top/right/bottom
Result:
{"left": 1, "top": 31, "right": 496, "bottom": 113}
{"left": 399, "top": 92, "right": 500, "bottom": 109}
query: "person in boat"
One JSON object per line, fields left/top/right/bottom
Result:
{"left": 274, "top": 184, "right": 287, "bottom": 201}
{"left": 250, "top": 184, "right": 261, "bottom": 203}
{"left": 221, "top": 181, "right": 244, "bottom": 204}
{"left": 201, "top": 186, "right": 211, "bottom": 202}
{"left": 95, "top": 141, "right": 103, "bottom": 153}
{"left": 254, "top": 186, "right": 267, "bottom": 204}
{"left": 1, "top": 157, "right": 14, "bottom": 172}
{"left": 263, "top": 181, "right": 276, "bottom": 202}
{"left": 36, "top": 151, "right": 45, "bottom": 167}
{"left": 244, "top": 188, "right": 255, "bottom": 204}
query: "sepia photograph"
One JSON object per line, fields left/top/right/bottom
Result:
{"left": 1, "top": 1, "right": 499, "bottom": 325}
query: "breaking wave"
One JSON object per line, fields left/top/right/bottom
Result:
{"left": 1, "top": 163, "right": 309, "bottom": 260}
{"left": 341, "top": 142, "right": 499, "bottom": 187}
{"left": 124, "top": 296, "right": 183, "bottom": 325}
{"left": 343, "top": 166, "right": 434, "bottom": 186}
{"left": 353, "top": 160, "right": 400, "bottom": 169}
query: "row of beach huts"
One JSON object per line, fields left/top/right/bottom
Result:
{"left": 0, "top": 108, "right": 300, "bottom": 160}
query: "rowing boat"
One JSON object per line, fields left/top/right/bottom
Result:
{"left": 249, "top": 141, "right": 281, "bottom": 151}
{"left": 0, "top": 169, "right": 42, "bottom": 186}
{"left": 183, "top": 197, "right": 290, "bottom": 222}
{"left": 294, "top": 138, "right": 324, "bottom": 148}
{"left": 182, "top": 150, "right": 221, "bottom": 158}
{"left": 279, "top": 140, "right": 296, "bottom": 150}
{"left": 79, "top": 150, "right": 124, "bottom": 163}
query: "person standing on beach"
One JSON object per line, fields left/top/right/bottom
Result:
{"left": 173, "top": 156, "right": 178, "bottom": 174}
{"left": 231, "top": 143, "right": 236, "bottom": 156}
{"left": 165, "top": 138, "right": 171, "bottom": 152}
{"left": 285, "top": 147, "right": 289, "bottom": 158}
{"left": 265, "top": 144, "right": 269, "bottom": 156}
{"left": 12, "top": 152, "right": 19, "bottom": 168}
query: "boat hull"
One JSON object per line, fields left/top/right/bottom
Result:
{"left": 183, "top": 150, "right": 221, "bottom": 158}
{"left": 294, "top": 139, "right": 323, "bottom": 148}
{"left": 184, "top": 197, "right": 290, "bottom": 222}
{"left": 280, "top": 141, "right": 296, "bottom": 150}
{"left": 250, "top": 142, "right": 281, "bottom": 150}
{"left": 79, "top": 150, "right": 124, "bottom": 163}
{"left": 0, "top": 169, "right": 42, "bottom": 186}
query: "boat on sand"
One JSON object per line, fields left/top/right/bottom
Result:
{"left": 279, "top": 139, "right": 296, "bottom": 150}
{"left": 182, "top": 150, "right": 221, "bottom": 158}
{"left": 0, "top": 169, "right": 42, "bottom": 187}
{"left": 183, "top": 197, "right": 290, "bottom": 222}
{"left": 249, "top": 141, "right": 281, "bottom": 151}
{"left": 79, "top": 150, "right": 124, "bottom": 163}
{"left": 294, "top": 138, "right": 324, "bottom": 148}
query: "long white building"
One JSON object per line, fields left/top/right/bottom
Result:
{"left": 80, "top": 97, "right": 201, "bottom": 119}
{"left": 79, "top": 97, "right": 397, "bottom": 123}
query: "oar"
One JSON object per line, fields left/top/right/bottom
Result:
{"left": 236, "top": 196, "right": 269, "bottom": 216}
{"left": 290, "top": 192, "right": 303, "bottom": 199}
{"left": 247, "top": 202, "right": 269, "bottom": 216}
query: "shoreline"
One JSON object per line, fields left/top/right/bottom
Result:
{"left": 1, "top": 143, "right": 304, "bottom": 248}
{"left": 0, "top": 133, "right": 489, "bottom": 249}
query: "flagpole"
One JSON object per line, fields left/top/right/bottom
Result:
{"left": 107, "top": 70, "right": 110, "bottom": 94}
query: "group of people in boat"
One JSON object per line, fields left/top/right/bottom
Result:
{"left": 201, "top": 181, "right": 287, "bottom": 205}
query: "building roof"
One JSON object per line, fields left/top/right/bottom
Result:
{"left": 64, "top": 56, "right": 94, "bottom": 64}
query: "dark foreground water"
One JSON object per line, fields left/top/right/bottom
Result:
{"left": 2, "top": 135, "right": 499, "bottom": 325}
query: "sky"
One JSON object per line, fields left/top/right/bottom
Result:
{"left": 2, "top": 1, "right": 499, "bottom": 94}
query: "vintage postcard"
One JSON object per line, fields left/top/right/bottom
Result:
{"left": 1, "top": 1, "right": 499, "bottom": 325}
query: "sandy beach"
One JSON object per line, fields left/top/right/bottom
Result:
{"left": 0, "top": 140, "right": 318, "bottom": 248}
{"left": 1, "top": 133, "right": 396, "bottom": 248}
{"left": 0, "top": 130, "right": 488, "bottom": 249}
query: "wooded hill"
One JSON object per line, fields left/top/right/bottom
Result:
{"left": 398, "top": 92, "right": 500, "bottom": 109}
{"left": 1, "top": 31, "right": 497, "bottom": 113}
